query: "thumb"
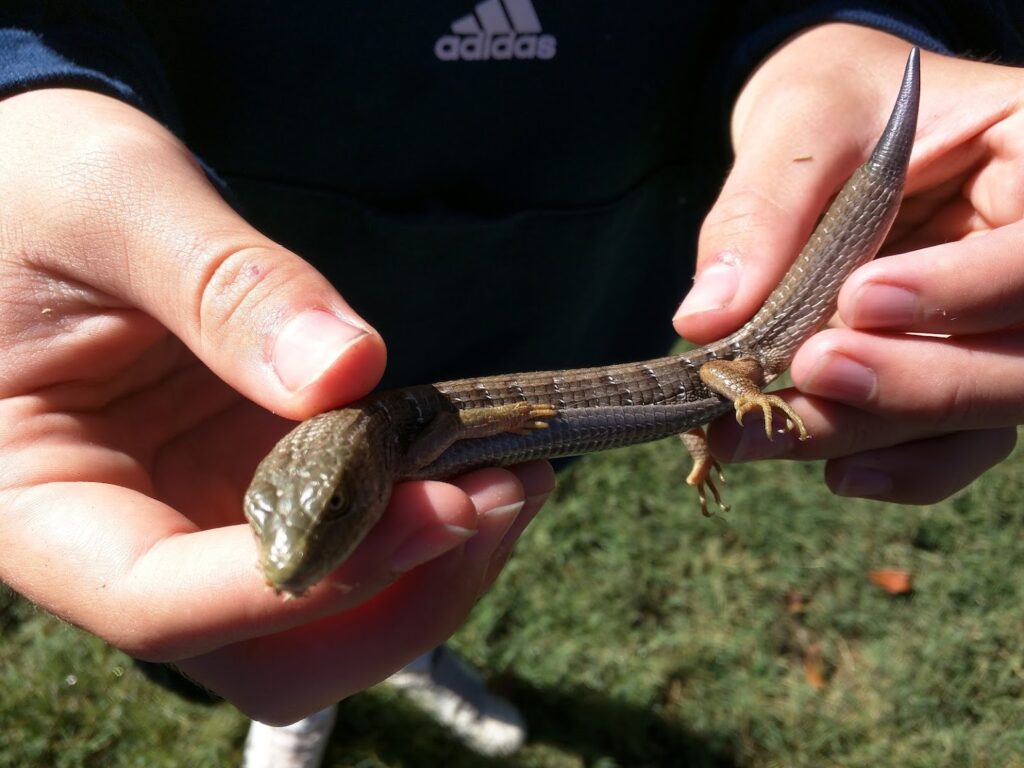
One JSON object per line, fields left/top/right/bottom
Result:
{"left": 19, "top": 89, "right": 386, "bottom": 418}
{"left": 674, "top": 29, "right": 901, "bottom": 344}
{"left": 676, "top": 100, "right": 869, "bottom": 345}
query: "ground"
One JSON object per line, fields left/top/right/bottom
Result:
{"left": 4, "top": 427, "right": 1024, "bottom": 767}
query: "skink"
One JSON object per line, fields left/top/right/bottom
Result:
{"left": 245, "top": 48, "right": 920, "bottom": 596}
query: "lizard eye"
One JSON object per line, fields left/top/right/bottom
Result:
{"left": 327, "top": 494, "right": 346, "bottom": 513}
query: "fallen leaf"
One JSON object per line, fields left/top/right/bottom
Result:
{"left": 785, "top": 590, "right": 808, "bottom": 615}
{"left": 868, "top": 568, "right": 913, "bottom": 595}
{"left": 804, "top": 642, "right": 825, "bottom": 690}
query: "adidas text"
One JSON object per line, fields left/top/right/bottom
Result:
{"left": 435, "top": 33, "right": 556, "bottom": 61}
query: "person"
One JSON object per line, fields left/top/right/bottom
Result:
{"left": 1, "top": 3, "right": 1023, "bottom": 765}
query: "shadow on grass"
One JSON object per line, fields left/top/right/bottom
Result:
{"left": 501, "top": 674, "right": 736, "bottom": 767}
{"left": 331, "top": 673, "right": 736, "bottom": 767}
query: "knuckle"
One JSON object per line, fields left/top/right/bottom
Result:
{"left": 16, "top": 121, "right": 187, "bottom": 279}
{"left": 0, "top": 92, "right": 190, "bottom": 263}
{"left": 830, "top": 426, "right": 1017, "bottom": 506}
{"left": 699, "top": 186, "right": 787, "bottom": 251}
{"left": 743, "top": 81, "right": 852, "bottom": 150}
{"left": 830, "top": 405, "right": 883, "bottom": 457}
{"left": 194, "top": 244, "right": 295, "bottom": 346}
{"left": 933, "top": 351, "right": 995, "bottom": 431}
{"left": 55, "top": 123, "right": 173, "bottom": 233}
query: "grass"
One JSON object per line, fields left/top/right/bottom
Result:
{"left": 5, "top": 430, "right": 1024, "bottom": 766}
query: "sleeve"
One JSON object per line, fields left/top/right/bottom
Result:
{"left": 0, "top": 1, "right": 179, "bottom": 129}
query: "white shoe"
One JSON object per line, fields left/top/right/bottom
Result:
{"left": 241, "top": 704, "right": 337, "bottom": 768}
{"left": 385, "top": 647, "right": 526, "bottom": 756}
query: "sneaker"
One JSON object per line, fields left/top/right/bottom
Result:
{"left": 241, "top": 704, "right": 337, "bottom": 768}
{"left": 385, "top": 646, "right": 526, "bottom": 756}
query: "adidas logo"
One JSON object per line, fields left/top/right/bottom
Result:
{"left": 435, "top": 0, "right": 557, "bottom": 61}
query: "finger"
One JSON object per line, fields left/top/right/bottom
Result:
{"left": 840, "top": 221, "right": 1024, "bottom": 335}
{"left": 0, "top": 478, "right": 478, "bottom": 661}
{"left": 711, "top": 328, "right": 1024, "bottom": 464}
{"left": 709, "top": 394, "right": 1016, "bottom": 504}
{"left": 452, "top": 467, "right": 526, "bottom": 571}
{"left": 792, "top": 328, "right": 1024, "bottom": 430}
{"left": 0, "top": 89, "right": 385, "bottom": 417}
{"left": 180, "top": 468, "right": 535, "bottom": 723}
{"left": 674, "top": 44, "right": 894, "bottom": 343}
{"left": 824, "top": 427, "right": 1016, "bottom": 504}
{"left": 179, "top": 546, "right": 478, "bottom": 724}
{"left": 676, "top": 131, "right": 860, "bottom": 343}
{"left": 479, "top": 460, "right": 556, "bottom": 593}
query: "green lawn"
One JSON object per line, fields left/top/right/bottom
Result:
{"left": 4, "top": 430, "right": 1024, "bottom": 767}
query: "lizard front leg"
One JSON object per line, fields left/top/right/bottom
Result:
{"left": 400, "top": 401, "right": 558, "bottom": 474}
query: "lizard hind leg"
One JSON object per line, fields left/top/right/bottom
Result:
{"left": 699, "top": 358, "right": 809, "bottom": 441}
{"left": 680, "top": 427, "right": 729, "bottom": 516}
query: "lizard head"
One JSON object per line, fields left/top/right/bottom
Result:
{"left": 243, "top": 409, "right": 393, "bottom": 596}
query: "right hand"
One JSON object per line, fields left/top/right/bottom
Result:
{"left": 675, "top": 25, "right": 1024, "bottom": 505}
{"left": 0, "top": 88, "right": 553, "bottom": 724}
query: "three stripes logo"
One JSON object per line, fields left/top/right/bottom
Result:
{"left": 434, "top": 0, "right": 557, "bottom": 61}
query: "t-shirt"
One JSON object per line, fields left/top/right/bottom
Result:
{"left": 2, "top": 2, "right": 1021, "bottom": 386}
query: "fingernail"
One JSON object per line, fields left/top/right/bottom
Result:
{"left": 801, "top": 351, "right": 877, "bottom": 403}
{"left": 390, "top": 524, "right": 476, "bottom": 573}
{"left": 465, "top": 501, "right": 523, "bottom": 564}
{"left": 674, "top": 253, "right": 741, "bottom": 319}
{"left": 849, "top": 283, "right": 918, "bottom": 329}
{"left": 481, "top": 500, "right": 525, "bottom": 521}
{"left": 835, "top": 466, "right": 893, "bottom": 498}
{"left": 273, "top": 310, "right": 368, "bottom": 392}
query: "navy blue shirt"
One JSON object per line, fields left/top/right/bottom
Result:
{"left": 2, "top": 2, "right": 1021, "bottom": 386}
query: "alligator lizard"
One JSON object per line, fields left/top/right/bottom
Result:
{"left": 245, "top": 48, "right": 920, "bottom": 596}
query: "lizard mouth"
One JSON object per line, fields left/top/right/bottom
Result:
{"left": 259, "top": 515, "right": 317, "bottom": 596}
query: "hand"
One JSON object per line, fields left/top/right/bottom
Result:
{"left": 675, "top": 23, "right": 1024, "bottom": 504}
{"left": 0, "top": 88, "right": 553, "bottom": 723}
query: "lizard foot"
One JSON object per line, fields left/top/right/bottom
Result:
{"left": 733, "top": 394, "right": 809, "bottom": 441}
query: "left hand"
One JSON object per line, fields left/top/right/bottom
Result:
{"left": 675, "top": 23, "right": 1024, "bottom": 504}
{"left": 0, "top": 87, "right": 551, "bottom": 724}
